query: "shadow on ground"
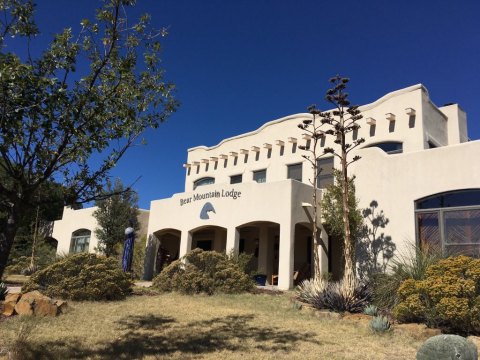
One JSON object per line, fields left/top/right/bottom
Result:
{"left": 19, "top": 313, "right": 321, "bottom": 359}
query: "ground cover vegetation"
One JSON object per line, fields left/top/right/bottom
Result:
{"left": 0, "top": 0, "right": 178, "bottom": 279}
{"left": 152, "top": 249, "right": 254, "bottom": 295}
{"left": 21, "top": 253, "right": 132, "bottom": 301}
{"left": 0, "top": 291, "right": 424, "bottom": 359}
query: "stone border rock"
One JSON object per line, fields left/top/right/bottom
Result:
{"left": 1, "top": 290, "right": 67, "bottom": 317}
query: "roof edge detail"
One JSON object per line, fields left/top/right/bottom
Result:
{"left": 189, "top": 83, "right": 426, "bottom": 152}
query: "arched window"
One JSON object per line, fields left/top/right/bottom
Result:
{"left": 193, "top": 177, "right": 215, "bottom": 190}
{"left": 415, "top": 189, "right": 480, "bottom": 257}
{"left": 70, "top": 229, "right": 91, "bottom": 253}
{"left": 365, "top": 141, "right": 403, "bottom": 154}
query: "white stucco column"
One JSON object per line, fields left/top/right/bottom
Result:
{"left": 226, "top": 227, "right": 240, "bottom": 255}
{"left": 179, "top": 230, "right": 192, "bottom": 258}
{"left": 278, "top": 222, "right": 295, "bottom": 290}
{"left": 258, "top": 225, "right": 269, "bottom": 274}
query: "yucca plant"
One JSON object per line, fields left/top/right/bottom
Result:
{"left": 369, "top": 315, "right": 391, "bottom": 333}
{"left": 320, "top": 279, "right": 371, "bottom": 313}
{"left": 0, "top": 282, "right": 8, "bottom": 300}
{"left": 295, "top": 278, "right": 328, "bottom": 305}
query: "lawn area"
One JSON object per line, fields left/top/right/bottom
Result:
{"left": 1, "top": 291, "right": 423, "bottom": 359}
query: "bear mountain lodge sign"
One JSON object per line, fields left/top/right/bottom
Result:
{"left": 180, "top": 188, "right": 242, "bottom": 206}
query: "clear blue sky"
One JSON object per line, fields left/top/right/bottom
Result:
{"left": 16, "top": 0, "right": 480, "bottom": 208}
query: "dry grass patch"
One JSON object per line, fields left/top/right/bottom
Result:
{"left": 1, "top": 292, "right": 423, "bottom": 359}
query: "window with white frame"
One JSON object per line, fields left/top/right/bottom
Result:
{"left": 193, "top": 177, "right": 215, "bottom": 190}
{"left": 230, "top": 174, "right": 242, "bottom": 184}
{"left": 70, "top": 229, "right": 91, "bottom": 253}
{"left": 253, "top": 169, "right": 267, "bottom": 183}
{"left": 317, "top": 157, "right": 334, "bottom": 188}
{"left": 287, "top": 163, "right": 302, "bottom": 182}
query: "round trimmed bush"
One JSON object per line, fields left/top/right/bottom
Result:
{"left": 393, "top": 255, "right": 480, "bottom": 334}
{"left": 152, "top": 248, "right": 254, "bottom": 295}
{"left": 21, "top": 253, "right": 133, "bottom": 301}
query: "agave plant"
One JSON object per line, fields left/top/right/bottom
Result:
{"left": 369, "top": 315, "right": 391, "bottom": 333}
{"left": 363, "top": 304, "right": 379, "bottom": 316}
{"left": 0, "top": 282, "right": 8, "bottom": 300}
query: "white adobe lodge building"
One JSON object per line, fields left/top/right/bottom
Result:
{"left": 53, "top": 84, "right": 480, "bottom": 290}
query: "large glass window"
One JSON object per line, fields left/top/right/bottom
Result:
{"left": 70, "top": 229, "right": 91, "bottom": 253}
{"left": 415, "top": 190, "right": 480, "bottom": 256}
{"left": 317, "top": 157, "right": 334, "bottom": 188}
{"left": 193, "top": 177, "right": 215, "bottom": 190}
{"left": 287, "top": 163, "right": 302, "bottom": 182}
{"left": 253, "top": 169, "right": 267, "bottom": 183}
{"left": 230, "top": 174, "right": 242, "bottom": 184}
{"left": 416, "top": 189, "right": 480, "bottom": 210}
{"left": 366, "top": 141, "right": 403, "bottom": 154}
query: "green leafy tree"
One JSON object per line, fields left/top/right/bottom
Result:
{"left": 321, "top": 171, "right": 363, "bottom": 242}
{"left": 300, "top": 76, "right": 364, "bottom": 293}
{"left": 0, "top": 0, "right": 178, "bottom": 278}
{"left": 94, "top": 179, "right": 139, "bottom": 257}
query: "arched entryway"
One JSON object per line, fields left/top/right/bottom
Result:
{"left": 190, "top": 225, "right": 227, "bottom": 253}
{"left": 153, "top": 229, "right": 181, "bottom": 274}
{"left": 237, "top": 221, "right": 280, "bottom": 285}
{"left": 293, "top": 223, "right": 314, "bottom": 284}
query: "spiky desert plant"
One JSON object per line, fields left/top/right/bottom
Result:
{"left": 321, "top": 279, "right": 371, "bottom": 313}
{"left": 363, "top": 304, "right": 379, "bottom": 316}
{"left": 369, "top": 315, "right": 391, "bottom": 333}
{"left": 295, "top": 278, "right": 328, "bottom": 305}
{"left": 0, "top": 282, "right": 8, "bottom": 300}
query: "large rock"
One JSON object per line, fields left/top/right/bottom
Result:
{"left": 34, "top": 297, "right": 58, "bottom": 316}
{"left": 14, "top": 298, "right": 34, "bottom": 315}
{"left": 417, "top": 334, "right": 478, "bottom": 360}
{"left": 5, "top": 293, "right": 21, "bottom": 304}
{"left": 21, "top": 290, "right": 48, "bottom": 302}
{"left": 3, "top": 292, "right": 21, "bottom": 316}
{"left": 54, "top": 300, "right": 68, "bottom": 314}
{"left": 2, "top": 301, "right": 15, "bottom": 316}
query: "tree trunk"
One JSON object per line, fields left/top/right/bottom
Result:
{"left": 341, "top": 132, "right": 355, "bottom": 294}
{"left": 0, "top": 204, "right": 21, "bottom": 280}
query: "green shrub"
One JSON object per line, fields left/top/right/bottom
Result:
{"left": 152, "top": 249, "right": 254, "bottom": 295}
{"left": 22, "top": 253, "right": 133, "bottom": 301}
{"left": 4, "top": 256, "right": 30, "bottom": 275}
{"left": 393, "top": 255, "right": 480, "bottom": 335}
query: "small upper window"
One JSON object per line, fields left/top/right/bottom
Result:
{"left": 366, "top": 141, "right": 403, "bottom": 154}
{"left": 287, "top": 163, "right": 302, "bottom": 182}
{"left": 230, "top": 174, "right": 242, "bottom": 184}
{"left": 193, "top": 177, "right": 215, "bottom": 190}
{"left": 317, "top": 157, "right": 334, "bottom": 189}
{"left": 253, "top": 169, "right": 267, "bottom": 183}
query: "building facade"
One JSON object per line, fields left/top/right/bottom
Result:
{"left": 53, "top": 207, "right": 150, "bottom": 255}
{"left": 53, "top": 84, "right": 480, "bottom": 290}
